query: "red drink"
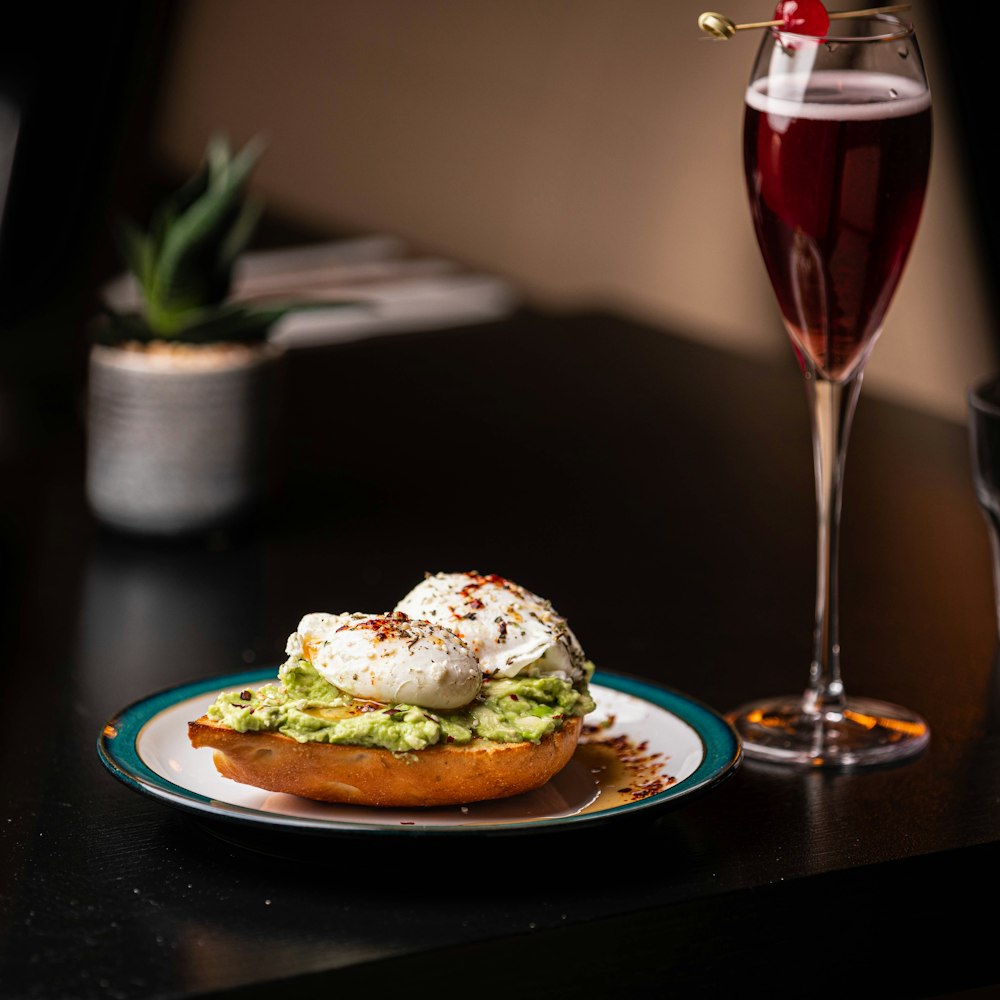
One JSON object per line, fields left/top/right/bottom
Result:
{"left": 744, "top": 70, "right": 931, "bottom": 380}
{"left": 730, "top": 19, "right": 935, "bottom": 769}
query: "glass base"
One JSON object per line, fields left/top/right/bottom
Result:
{"left": 727, "top": 696, "right": 929, "bottom": 768}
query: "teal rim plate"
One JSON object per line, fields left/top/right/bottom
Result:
{"left": 97, "top": 668, "right": 741, "bottom": 836}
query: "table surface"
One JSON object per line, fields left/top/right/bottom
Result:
{"left": 2, "top": 308, "right": 998, "bottom": 998}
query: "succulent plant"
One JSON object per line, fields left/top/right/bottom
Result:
{"left": 99, "top": 136, "right": 313, "bottom": 346}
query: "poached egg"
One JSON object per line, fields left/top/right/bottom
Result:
{"left": 394, "top": 572, "right": 586, "bottom": 681}
{"left": 286, "top": 610, "right": 482, "bottom": 710}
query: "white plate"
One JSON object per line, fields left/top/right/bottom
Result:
{"left": 98, "top": 669, "right": 741, "bottom": 836}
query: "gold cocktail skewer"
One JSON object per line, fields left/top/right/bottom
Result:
{"left": 698, "top": 5, "right": 911, "bottom": 40}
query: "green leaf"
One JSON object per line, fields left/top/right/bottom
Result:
{"left": 146, "top": 138, "right": 267, "bottom": 322}
{"left": 219, "top": 199, "right": 263, "bottom": 273}
{"left": 172, "top": 299, "right": 362, "bottom": 343}
{"left": 97, "top": 299, "right": 368, "bottom": 347}
{"left": 213, "top": 134, "right": 266, "bottom": 193}
{"left": 149, "top": 189, "right": 240, "bottom": 312}
{"left": 149, "top": 159, "right": 211, "bottom": 254}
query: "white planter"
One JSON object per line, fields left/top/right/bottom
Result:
{"left": 85, "top": 341, "right": 284, "bottom": 536}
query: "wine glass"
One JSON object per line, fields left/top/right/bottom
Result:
{"left": 727, "top": 11, "right": 932, "bottom": 766}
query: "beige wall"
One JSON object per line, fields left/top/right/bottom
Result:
{"left": 152, "top": 0, "right": 995, "bottom": 421}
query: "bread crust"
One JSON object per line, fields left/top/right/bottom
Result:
{"left": 188, "top": 714, "right": 583, "bottom": 807}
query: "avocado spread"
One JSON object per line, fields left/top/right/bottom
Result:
{"left": 207, "top": 658, "right": 596, "bottom": 753}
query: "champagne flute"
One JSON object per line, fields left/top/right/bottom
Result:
{"left": 727, "top": 10, "right": 932, "bottom": 766}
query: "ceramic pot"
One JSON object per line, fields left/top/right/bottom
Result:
{"left": 85, "top": 341, "right": 284, "bottom": 536}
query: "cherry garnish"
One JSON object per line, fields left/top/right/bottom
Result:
{"left": 774, "top": 0, "right": 830, "bottom": 35}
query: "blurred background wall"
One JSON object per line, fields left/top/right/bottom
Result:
{"left": 8, "top": 1, "right": 991, "bottom": 426}
{"left": 147, "top": 0, "right": 994, "bottom": 422}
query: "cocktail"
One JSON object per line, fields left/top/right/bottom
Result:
{"left": 707, "top": 2, "right": 932, "bottom": 766}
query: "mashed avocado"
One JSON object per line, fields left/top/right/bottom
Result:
{"left": 208, "top": 658, "right": 596, "bottom": 753}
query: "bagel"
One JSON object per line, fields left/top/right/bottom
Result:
{"left": 188, "top": 713, "right": 583, "bottom": 807}
{"left": 187, "top": 574, "right": 595, "bottom": 808}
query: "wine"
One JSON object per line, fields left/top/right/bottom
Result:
{"left": 744, "top": 70, "right": 931, "bottom": 380}
{"left": 729, "top": 18, "right": 933, "bottom": 768}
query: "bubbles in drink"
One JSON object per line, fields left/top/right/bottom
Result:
{"left": 746, "top": 70, "right": 930, "bottom": 118}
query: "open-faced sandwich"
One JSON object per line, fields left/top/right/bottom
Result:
{"left": 188, "top": 572, "right": 596, "bottom": 807}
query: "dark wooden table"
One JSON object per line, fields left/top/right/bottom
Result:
{"left": 2, "top": 309, "right": 997, "bottom": 998}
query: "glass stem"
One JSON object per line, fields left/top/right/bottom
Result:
{"left": 804, "top": 368, "right": 864, "bottom": 715}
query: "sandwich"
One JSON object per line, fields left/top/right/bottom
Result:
{"left": 188, "top": 572, "right": 596, "bottom": 807}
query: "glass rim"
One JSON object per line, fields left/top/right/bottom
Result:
{"left": 772, "top": 13, "right": 914, "bottom": 44}
{"left": 968, "top": 373, "right": 1000, "bottom": 418}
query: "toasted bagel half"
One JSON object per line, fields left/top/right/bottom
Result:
{"left": 188, "top": 714, "right": 583, "bottom": 807}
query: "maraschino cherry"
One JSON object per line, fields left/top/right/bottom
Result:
{"left": 774, "top": 0, "right": 830, "bottom": 35}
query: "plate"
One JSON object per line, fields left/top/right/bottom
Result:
{"left": 97, "top": 668, "right": 741, "bottom": 836}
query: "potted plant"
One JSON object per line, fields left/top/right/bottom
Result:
{"left": 86, "top": 136, "right": 306, "bottom": 536}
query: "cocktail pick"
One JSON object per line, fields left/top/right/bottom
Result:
{"left": 698, "top": 4, "right": 910, "bottom": 40}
